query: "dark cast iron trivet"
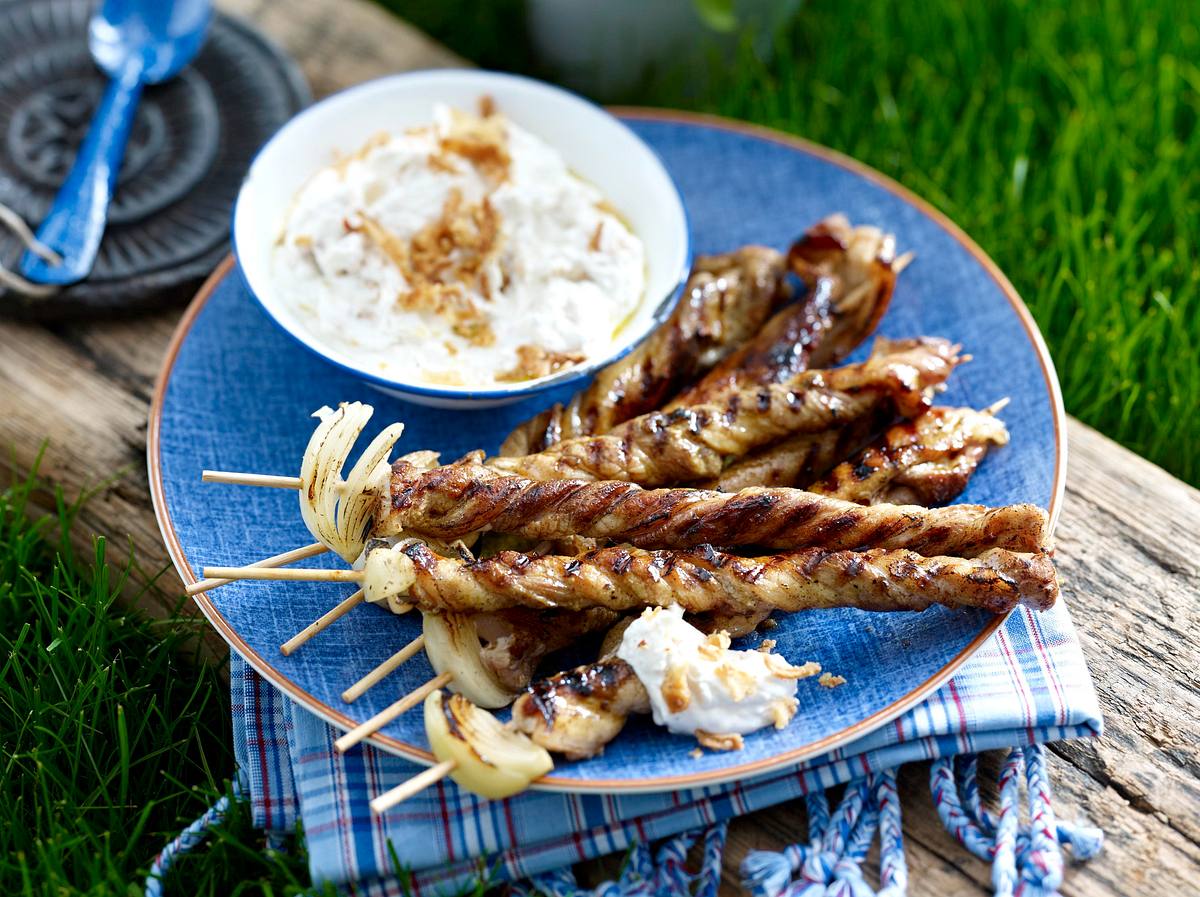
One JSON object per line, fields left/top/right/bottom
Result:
{"left": 0, "top": 0, "right": 310, "bottom": 318}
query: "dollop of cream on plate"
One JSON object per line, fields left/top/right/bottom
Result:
{"left": 617, "top": 605, "right": 815, "bottom": 749}
{"left": 272, "top": 100, "right": 646, "bottom": 387}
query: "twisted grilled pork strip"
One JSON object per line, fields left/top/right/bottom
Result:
{"left": 446, "top": 539, "right": 1056, "bottom": 757}
{"left": 810, "top": 402, "right": 1009, "bottom": 506}
{"left": 500, "top": 246, "right": 789, "bottom": 457}
{"left": 482, "top": 404, "right": 998, "bottom": 688}
{"left": 378, "top": 461, "right": 1048, "bottom": 556}
{"left": 483, "top": 338, "right": 963, "bottom": 487}
{"left": 691, "top": 220, "right": 911, "bottom": 488}
{"left": 669, "top": 215, "right": 902, "bottom": 410}
{"left": 379, "top": 541, "right": 1059, "bottom": 616}
{"left": 513, "top": 534, "right": 1047, "bottom": 758}
{"left": 788, "top": 214, "right": 912, "bottom": 367}
{"left": 481, "top": 405, "right": 1006, "bottom": 704}
{"left": 701, "top": 411, "right": 888, "bottom": 492}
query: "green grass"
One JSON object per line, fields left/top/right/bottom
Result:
{"left": 401, "top": 0, "right": 1200, "bottom": 484}
{"left": 0, "top": 464, "right": 317, "bottom": 896}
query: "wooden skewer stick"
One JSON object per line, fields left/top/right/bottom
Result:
{"left": 343, "top": 635, "right": 426, "bottom": 702}
{"left": 186, "top": 542, "right": 329, "bottom": 596}
{"left": 202, "top": 470, "right": 302, "bottom": 489}
{"left": 369, "top": 717, "right": 531, "bottom": 812}
{"left": 202, "top": 566, "right": 362, "bottom": 583}
{"left": 281, "top": 595, "right": 414, "bottom": 656}
{"left": 201, "top": 470, "right": 358, "bottom": 496}
{"left": 281, "top": 589, "right": 363, "bottom": 655}
{"left": 370, "top": 760, "right": 456, "bottom": 813}
{"left": 334, "top": 671, "right": 453, "bottom": 753}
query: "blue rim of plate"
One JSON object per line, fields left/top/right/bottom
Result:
{"left": 228, "top": 70, "right": 694, "bottom": 403}
{"left": 148, "top": 108, "right": 1067, "bottom": 793}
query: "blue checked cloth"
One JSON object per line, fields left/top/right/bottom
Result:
{"left": 230, "top": 601, "right": 1102, "bottom": 895}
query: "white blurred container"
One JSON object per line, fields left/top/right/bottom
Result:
{"left": 527, "top": 0, "right": 802, "bottom": 99}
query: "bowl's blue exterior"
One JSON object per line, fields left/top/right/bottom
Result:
{"left": 153, "top": 114, "right": 1062, "bottom": 790}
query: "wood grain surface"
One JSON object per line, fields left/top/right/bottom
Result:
{"left": 0, "top": 0, "right": 1194, "bottom": 893}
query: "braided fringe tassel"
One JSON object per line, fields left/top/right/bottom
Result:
{"left": 145, "top": 749, "right": 1101, "bottom": 897}
{"left": 741, "top": 771, "right": 906, "bottom": 897}
{"left": 930, "top": 745, "right": 1104, "bottom": 897}
{"left": 519, "top": 823, "right": 729, "bottom": 897}
{"left": 144, "top": 772, "right": 250, "bottom": 897}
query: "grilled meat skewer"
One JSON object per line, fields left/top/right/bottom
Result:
{"left": 500, "top": 246, "right": 789, "bottom": 457}
{"left": 700, "top": 412, "right": 887, "bottom": 492}
{"left": 705, "top": 401, "right": 1008, "bottom": 496}
{"left": 669, "top": 215, "right": 902, "bottom": 410}
{"left": 472, "top": 402, "right": 1010, "bottom": 698}
{"left": 514, "top": 656, "right": 650, "bottom": 760}
{"left": 368, "top": 542, "right": 1058, "bottom": 617}
{"left": 810, "top": 401, "right": 1010, "bottom": 505}
{"left": 484, "top": 338, "right": 963, "bottom": 487}
{"left": 378, "top": 461, "right": 1048, "bottom": 556}
{"left": 787, "top": 214, "right": 912, "bottom": 368}
{"left": 503, "top": 403, "right": 1014, "bottom": 757}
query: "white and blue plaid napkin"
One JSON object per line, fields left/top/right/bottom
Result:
{"left": 228, "top": 600, "right": 1102, "bottom": 895}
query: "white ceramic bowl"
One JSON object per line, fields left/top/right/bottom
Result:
{"left": 232, "top": 70, "right": 690, "bottom": 409}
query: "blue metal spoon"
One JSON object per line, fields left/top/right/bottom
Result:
{"left": 19, "top": 0, "right": 211, "bottom": 286}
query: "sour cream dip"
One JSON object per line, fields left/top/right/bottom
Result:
{"left": 272, "top": 100, "right": 646, "bottom": 387}
{"left": 617, "top": 605, "right": 813, "bottom": 749}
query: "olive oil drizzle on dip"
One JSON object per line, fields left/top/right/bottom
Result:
{"left": 273, "top": 99, "right": 647, "bottom": 386}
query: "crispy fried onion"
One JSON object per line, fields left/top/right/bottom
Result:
{"left": 300, "top": 403, "right": 404, "bottom": 562}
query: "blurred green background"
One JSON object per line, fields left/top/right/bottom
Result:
{"left": 393, "top": 0, "right": 1200, "bottom": 485}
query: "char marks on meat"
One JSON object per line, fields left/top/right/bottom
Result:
{"left": 485, "top": 337, "right": 964, "bottom": 487}
{"left": 512, "top": 658, "right": 650, "bottom": 759}
{"left": 390, "top": 543, "right": 1058, "bottom": 617}
{"left": 378, "top": 462, "right": 1048, "bottom": 556}
{"left": 500, "top": 246, "right": 789, "bottom": 456}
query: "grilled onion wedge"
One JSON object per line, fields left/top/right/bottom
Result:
{"left": 300, "top": 403, "right": 404, "bottom": 563}
{"left": 423, "top": 612, "right": 519, "bottom": 709}
{"left": 362, "top": 542, "right": 416, "bottom": 613}
{"left": 424, "top": 691, "right": 553, "bottom": 798}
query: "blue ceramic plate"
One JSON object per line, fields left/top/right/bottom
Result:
{"left": 149, "top": 111, "right": 1065, "bottom": 793}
